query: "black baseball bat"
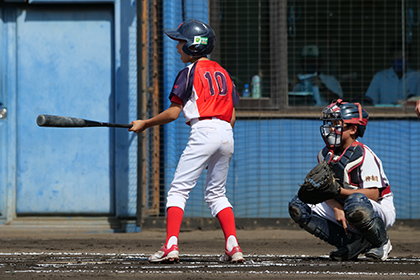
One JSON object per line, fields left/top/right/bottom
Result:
{"left": 36, "top": 114, "right": 133, "bottom": 128}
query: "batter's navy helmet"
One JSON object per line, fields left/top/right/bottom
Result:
{"left": 321, "top": 99, "right": 369, "bottom": 138}
{"left": 164, "top": 19, "right": 215, "bottom": 57}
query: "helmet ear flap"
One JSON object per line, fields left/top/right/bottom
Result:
{"left": 356, "top": 125, "right": 366, "bottom": 138}
{"left": 183, "top": 43, "right": 203, "bottom": 57}
{"left": 182, "top": 43, "right": 193, "bottom": 57}
{"left": 183, "top": 41, "right": 215, "bottom": 57}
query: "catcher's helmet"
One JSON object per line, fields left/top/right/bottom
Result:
{"left": 164, "top": 19, "right": 215, "bottom": 57}
{"left": 320, "top": 99, "right": 369, "bottom": 148}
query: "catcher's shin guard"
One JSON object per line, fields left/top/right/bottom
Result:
{"left": 344, "top": 193, "right": 388, "bottom": 248}
{"left": 289, "top": 195, "right": 370, "bottom": 260}
{"left": 289, "top": 196, "right": 347, "bottom": 247}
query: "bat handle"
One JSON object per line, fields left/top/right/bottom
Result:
{"left": 106, "top": 123, "right": 133, "bottom": 128}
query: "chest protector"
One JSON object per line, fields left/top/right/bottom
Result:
{"left": 322, "top": 142, "right": 365, "bottom": 189}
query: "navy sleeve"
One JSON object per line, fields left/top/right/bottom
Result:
{"left": 232, "top": 83, "right": 239, "bottom": 107}
{"left": 168, "top": 66, "right": 194, "bottom": 105}
{"left": 227, "top": 73, "right": 239, "bottom": 107}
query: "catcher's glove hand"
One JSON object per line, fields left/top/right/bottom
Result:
{"left": 298, "top": 160, "right": 341, "bottom": 204}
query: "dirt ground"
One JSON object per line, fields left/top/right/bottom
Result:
{"left": 1, "top": 222, "right": 420, "bottom": 279}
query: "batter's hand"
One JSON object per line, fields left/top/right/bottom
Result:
{"left": 129, "top": 120, "right": 147, "bottom": 133}
{"left": 415, "top": 99, "right": 420, "bottom": 117}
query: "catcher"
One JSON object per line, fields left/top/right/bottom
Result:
{"left": 289, "top": 99, "right": 396, "bottom": 261}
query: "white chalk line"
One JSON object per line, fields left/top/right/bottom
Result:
{"left": 1, "top": 252, "right": 419, "bottom": 259}
{"left": 4, "top": 270, "right": 420, "bottom": 277}
{"left": 1, "top": 252, "right": 420, "bottom": 276}
{"left": 1, "top": 252, "right": 419, "bottom": 262}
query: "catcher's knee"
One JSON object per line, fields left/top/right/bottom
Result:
{"left": 289, "top": 195, "right": 312, "bottom": 225}
{"left": 344, "top": 193, "right": 375, "bottom": 226}
{"left": 343, "top": 193, "right": 388, "bottom": 247}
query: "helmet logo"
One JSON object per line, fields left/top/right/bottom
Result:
{"left": 193, "top": 36, "right": 208, "bottom": 45}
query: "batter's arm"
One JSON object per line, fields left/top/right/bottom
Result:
{"left": 230, "top": 108, "right": 236, "bottom": 128}
{"left": 129, "top": 102, "right": 182, "bottom": 133}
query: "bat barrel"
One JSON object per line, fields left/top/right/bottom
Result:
{"left": 36, "top": 114, "right": 47, "bottom": 126}
{"left": 37, "top": 114, "right": 133, "bottom": 128}
{"left": 37, "top": 114, "right": 88, "bottom": 127}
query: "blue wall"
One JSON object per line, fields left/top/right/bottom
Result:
{"left": 0, "top": 1, "right": 138, "bottom": 222}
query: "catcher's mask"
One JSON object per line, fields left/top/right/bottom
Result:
{"left": 320, "top": 99, "right": 369, "bottom": 149}
{"left": 164, "top": 19, "right": 215, "bottom": 57}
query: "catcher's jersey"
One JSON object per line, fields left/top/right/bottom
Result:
{"left": 169, "top": 59, "right": 239, "bottom": 124}
{"left": 318, "top": 141, "right": 392, "bottom": 198}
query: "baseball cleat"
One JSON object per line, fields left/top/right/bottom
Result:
{"left": 148, "top": 244, "right": 180, "bottom": 263}
{"left": 365, "top": 239, "right": 392, "bottom": 261}
{"left": 220, "top": 246, "right": 245, "bottom": 263}
{"left": 330, "top": 236, "right": 371, "bottom": 261}
{"left": 330, "top": 247, "right": 358, "bottom": 261}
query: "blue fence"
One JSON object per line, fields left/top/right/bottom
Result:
{"left": 164, "top": 118, "right": 420, "bottom": 219}
{"left": 160, "top": 0, "right": 420, "bottom": 220}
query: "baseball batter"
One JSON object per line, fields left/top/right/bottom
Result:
{"left": 289, "top": 99, "right": 396, "bottom": 261}
{"left": 129, "top": 19, "right": 244, "bottom": 264}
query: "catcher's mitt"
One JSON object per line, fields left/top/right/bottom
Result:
{"left": 298, "top": 160, "right": 341, "bottom": 204}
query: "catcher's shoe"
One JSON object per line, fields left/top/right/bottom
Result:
{"left": 330, "top": 247, "right": 356, "bottom": 261}
{"left": 148, "top": 244, "right": 180, "bottom": 263}
{"left": 330, "top": 236, "right": 371, "bottom": 261}
{"left": 365, "top": 239, "right": 392, "bottom": 261}
{"left": 220, "top": 246, "right": 245, "bottom": 263}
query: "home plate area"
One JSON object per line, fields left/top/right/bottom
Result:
{"left": 1, "top": 252, "right": 420, "bottom": 279}
{"left": 1, "top": 226, "right": 420, "bottom": 279}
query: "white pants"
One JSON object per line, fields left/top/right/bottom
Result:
{"left": 310, "top": 195, "right": 396, "bottom": 233}
{"left": 166, "top": 118, "right": 234, "bottom": 217}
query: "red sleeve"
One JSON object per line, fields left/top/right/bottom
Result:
{"left": 170, "top": 94, "right": 183, "bottom": 105}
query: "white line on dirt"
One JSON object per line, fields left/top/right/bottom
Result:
{"left": 5, "top": 270, "right": 420, "bottom": 277}
{"left": 2, "top": 252, "right": 420, "bottom": 276}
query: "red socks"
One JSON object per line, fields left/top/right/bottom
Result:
{"left": 165, "top": 206, "right": 239, "bottom": 252}
{"left": 217, "top": 207, "right": 239, "bottom": 250}
{"left": 165, "top": 207, "right": 184, "bottom": 248}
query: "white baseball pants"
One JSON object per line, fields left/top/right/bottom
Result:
{"left": 166, "top": 118, "right": 234, "bottom": 217}
{"left": 310, "top": 195, "right": 396, "bottom": 232}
